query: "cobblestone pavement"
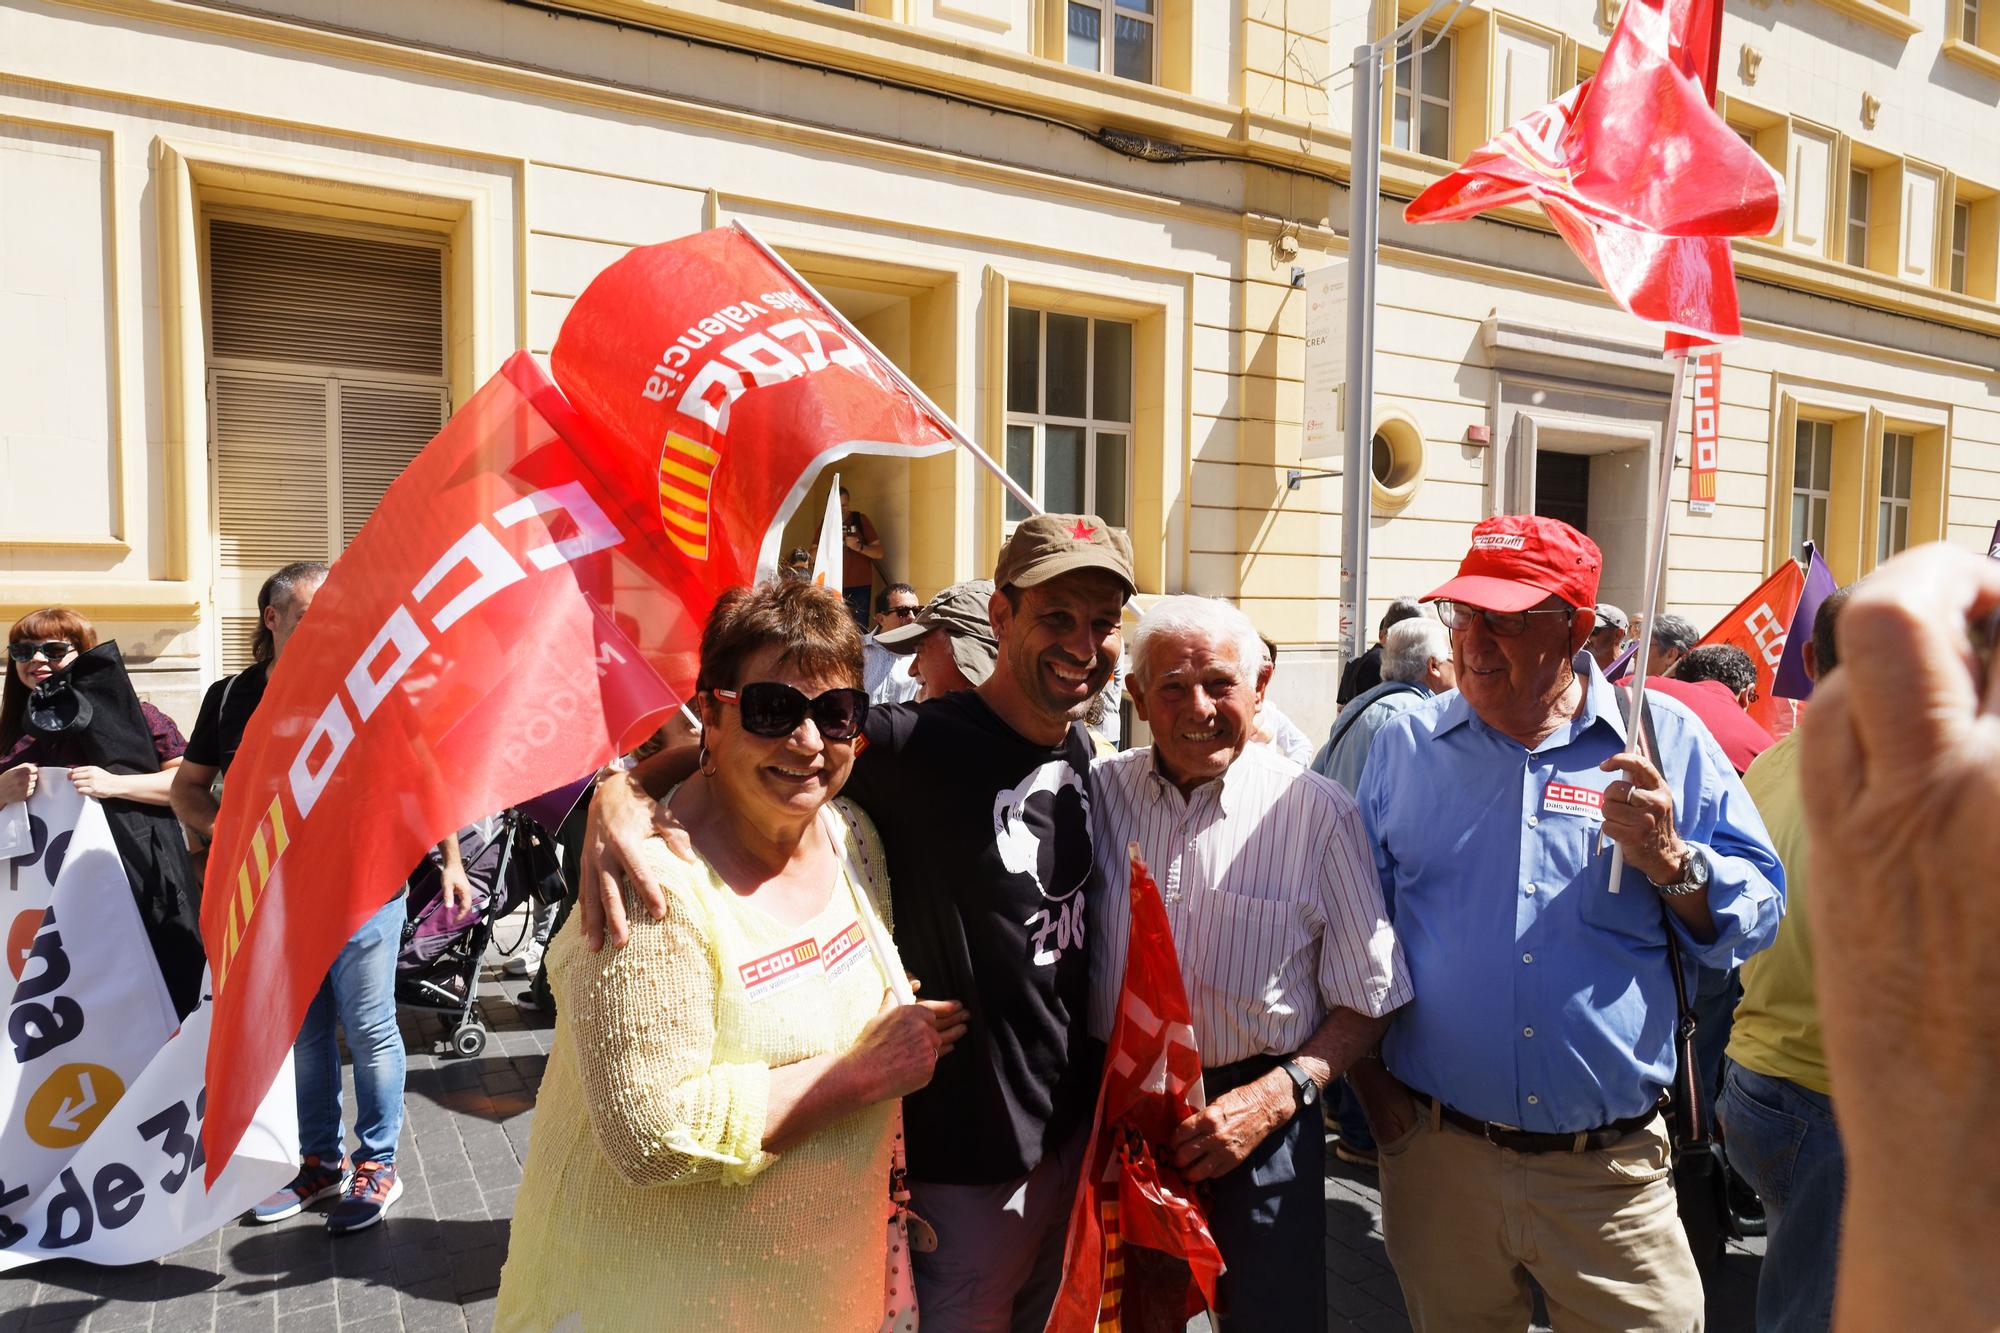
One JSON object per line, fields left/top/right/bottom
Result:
{"left": 1, "top": 915, "right": 1764, "bottom": 1332}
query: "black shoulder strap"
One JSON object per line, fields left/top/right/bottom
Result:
{"left": 1325, "top": 682, "right": 1425, "bottom": 756}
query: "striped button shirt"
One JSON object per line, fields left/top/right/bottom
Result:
{"left": 1087, "top": 743, "right": 1413, "bottom": 1067}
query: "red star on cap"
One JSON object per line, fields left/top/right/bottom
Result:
{"left": 1068, "top": 519, "right": 1098, "bottom": 541}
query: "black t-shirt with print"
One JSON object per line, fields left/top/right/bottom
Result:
{"left": 843, "top": 690, "right": 1102, "bottom": 1186}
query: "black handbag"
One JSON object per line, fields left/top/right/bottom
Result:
{"left": 1641, "top": 700, "right": 1733, "bottom": 1276}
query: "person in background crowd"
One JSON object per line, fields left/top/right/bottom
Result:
{"left": 1084, "top": 648, "right": 1127, "bottom": 754}
{"left": 1313, "top": 618, "right": 1455, "bottom": 798}
{"left": 1719, "top": 584, "right": 1855, "bottom": 1333}
{"left": 863, "top": 581, "right": 922, "bottom": 702}
{"left": 1639, "top": 644, "right": 1776, "bottom": 777}
{"left": 872, "top": 579, "right": 998, "bottom": 703}
{"left": 1, "top": 606, "right": 206, "bottom": 1018}
{"left": 1585, "top": 601, "right": 1629, "bottom": 672}
{"left": 1795, "top": 544, "right": 1998, "bottom": 1333}
{"left": 1336, "top": 597, "right": 1422, "bottom": 708}
{"left": 784, "top": 547, "right": 812, "bottom": 581}
{"left": 1312, "top": 616, "right": 1452, "bottom": 1167}
{"left": 579, "top": 515, "right": 1135, "bottom": 1331}
{"left": 1091, "top": 595, "right": 1410, "bottom": 1331}
{"left": 493, "top": 580, "right": 964, "bottom": 1331}
{"left": 838, "top": 485, "right": 885, "bottom": 625}
{"left": 175, "top": 562, "right": 420, "bottom": 1235}
{"left": 1647, "top": 612, "right": 1701, "bottom": 679}
{"left": 1353, "top": 515, "right": 1783, "bottom": 1333}
{"left": 1674, "top": 643, "right": 1760, "bottom": 710}
{"left": 1249, "top": 635, "right": 1315, "bottom": 766}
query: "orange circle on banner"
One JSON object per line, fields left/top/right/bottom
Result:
{"left": 23, "top": 1063, "right": 125, "bottom": 1150}
{"left": 6, "top": 910, "right": 38, "bottom": 981}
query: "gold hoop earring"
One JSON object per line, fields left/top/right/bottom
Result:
{"left": 698, "top": 742, "right": 717, "bottom": 777}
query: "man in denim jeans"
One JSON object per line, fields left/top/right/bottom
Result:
{"left": 1719, "top": 584, "right": 1854, "bottom": 1332}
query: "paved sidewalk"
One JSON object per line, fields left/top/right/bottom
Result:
{"left": 0, "top": 916, "right": 1764, "bottom": 1332}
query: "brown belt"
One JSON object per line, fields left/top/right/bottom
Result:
{"left": 1428, "top": 1096, "right": 1659, "bottom": 1154}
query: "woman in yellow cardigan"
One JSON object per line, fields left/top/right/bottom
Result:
{"left": 496, "top": 581, "right": 966, "bottom": 1331}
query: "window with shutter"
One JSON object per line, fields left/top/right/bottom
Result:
{"left": 207, "top": 215, "right": 448, "bottom": 671}
{"left": 338, "top": 382, "right": 450, "bottom": 547}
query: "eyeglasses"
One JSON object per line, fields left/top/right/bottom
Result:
{"left": 880, "top": 605, "right": 919, "bottom": 620}
{"left": 8, "top": 641, "right": 73, "bottom": 663}
{"left": 1435, "top": 601, "right": 1574, "bottom": 638}
{"left": 712, "top": 682, "right": 869, "bottom": 742}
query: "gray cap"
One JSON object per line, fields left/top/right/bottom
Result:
{"left": 1593, "top": 603, "right": 1629, "bottom": 633}
{"left": 875, "top": 579, "right": 998, "bottom": 686}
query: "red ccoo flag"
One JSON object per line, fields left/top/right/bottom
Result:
{"left": 1046, "top": 847, "right": 1223, "bottom": 1332}
{"left": 1696, "top": 556, "right": 1807, "bottom": 740}
{"left": 199, "top": 226, "right": 956, "bottom": 1183}
{"left": 1406, "top": 0, "right": 1781, "bottom": 342}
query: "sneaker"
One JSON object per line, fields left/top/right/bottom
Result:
{"left": 248, "top": 1155, "right": 349, "bottom": 1223}
{"left": 502, "top": 947, "right": 543, "bottom": 978}
{"left": 513, "top": 991, "right": 543, "bottom": 1013}
{"left": 1333, "top": 1139, "right": 1378, "bottom": 1169}
{"left": 325, "top": 1161, "right": 403, "bottom": 1235}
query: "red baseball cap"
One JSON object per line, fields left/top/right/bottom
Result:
{"left": 1423, "top": 515, "right": 1602, "bottom": 613}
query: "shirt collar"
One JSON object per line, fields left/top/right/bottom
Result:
{"left": 1432, "top": 652, "right": 1629, "bottom": 749}
{"left": 1142, "top": 744, "right": 1243, "bottom": 815}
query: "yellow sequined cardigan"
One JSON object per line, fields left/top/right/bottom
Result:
{"left": 495, "top": 798, "right": 899, "bottom": 1332}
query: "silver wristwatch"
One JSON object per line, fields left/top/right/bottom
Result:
{"left": 1651, "top": 845, "right": 1711, "bottom": 897}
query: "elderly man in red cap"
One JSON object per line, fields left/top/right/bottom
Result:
{"left": 1348, "top": 515, "right": 1784, "bottom": 1333}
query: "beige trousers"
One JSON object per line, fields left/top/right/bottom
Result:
{"left": 1377, "top": 1102, "right": 1705, "bottom": 1333}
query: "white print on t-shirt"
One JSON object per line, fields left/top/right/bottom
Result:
{"left": 994, "top": 758, "right": 1090, "bottom": 967}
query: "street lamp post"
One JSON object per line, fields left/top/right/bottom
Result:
{"left": 1338, "top": 0, "right": 1470, "bottom": 662}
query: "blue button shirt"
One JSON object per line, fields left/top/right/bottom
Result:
{"left": 1358, "top": 655, "right": 1784, "bottom": 1133}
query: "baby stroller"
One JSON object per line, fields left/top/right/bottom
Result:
{"left": 397, "top": 808, "right": 563, "bottom": 1056}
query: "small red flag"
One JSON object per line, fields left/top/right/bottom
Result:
{"left": 1046, "top": 847, "right": 1223, "bottom": 1332}
{"left": 199, "top": 227, "right": 957, "bottom": 1182}
{"left": 1697, "top": 557, "right": 1806, "bottom": 739}
{"left": 1406, "top": 0, "right": 1781, "bottom": 342}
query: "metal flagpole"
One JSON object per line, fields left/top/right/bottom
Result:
{"left": 734, "top": 222, "right": 1045, "bottom": 520}
{"left": 1603, "top": 352, "right": 1692, "bottom": 890}
{"left": 1338, "top": 0, "right": 1471, "bottom": 663}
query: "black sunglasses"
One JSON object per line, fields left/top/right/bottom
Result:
{"left": 712, "top": 682, "right": 869, "bottom": 742}
{"left": 8, "top": 641, "right": 73, "bottom": 663}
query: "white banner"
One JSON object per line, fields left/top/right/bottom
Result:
{"left": 0, "top": 771, "right": 296, "bottom": 1269}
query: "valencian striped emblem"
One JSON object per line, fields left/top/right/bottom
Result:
{"left": 656, "top": 430, "right": 720, "bottom": 559}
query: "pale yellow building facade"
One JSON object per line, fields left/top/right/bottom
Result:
{"left": 3, "top": 0, "right": 1995, "bottom": 742}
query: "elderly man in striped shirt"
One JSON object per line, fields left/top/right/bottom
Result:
{"left": 1089, "top": 595, "right": 1412, "bottom": 1331}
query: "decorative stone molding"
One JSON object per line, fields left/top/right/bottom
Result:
{"left": 1740, "top": 44, "right": 1763, "bottom": 84}
{"left": 1861, "top": 91, "right": 1881, "bottom": 128}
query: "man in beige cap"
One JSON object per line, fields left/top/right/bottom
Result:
{"left": 874, "top": 578, "right": 999, "bottom": 700}
{"left": 580, "top": 513, "right": 1136, "bottom": 1331}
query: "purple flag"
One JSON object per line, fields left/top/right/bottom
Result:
{"left": 518, "top": 772, "right": 594, "bottom": 832}
{"left": 1988, "top": 519, "right": 1999, "bottom": 559}
{"left": 1772, "top": 544, "right": 1836, "bottom": 700}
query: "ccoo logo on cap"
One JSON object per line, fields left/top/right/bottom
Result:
{"left": 1424, "top": 514, "right": 1601, "bottom": 613}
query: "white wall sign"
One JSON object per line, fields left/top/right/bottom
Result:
{"left": 1302, "top": 261, "right": 1348, "bottom": 462}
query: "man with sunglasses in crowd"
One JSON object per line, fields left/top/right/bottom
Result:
{"left": 863, "top": 581, "right": 924, "bottom": 704}
{"left": 579, "top": 514, "right": 1133, "bottom": 1331}
{"left": 1348, "top": 514, "right": 1784, "bottom": 1332}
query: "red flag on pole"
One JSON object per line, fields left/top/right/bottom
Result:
{"left": 1695, "top": 557, "right": 1806, "bottom": 739}
{"left": 1405, "top": 0, "right": 1780, "bottom": 342}
{"left": 200, "top": 226, "right": 956, "bottom": 1182}
{"left": 1046, "top": 847, "right": 1223, "bottom": 1333}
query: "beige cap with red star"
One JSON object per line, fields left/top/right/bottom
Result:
{"left": 992, "top": 514, "right": 1136, "bottom": 598}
